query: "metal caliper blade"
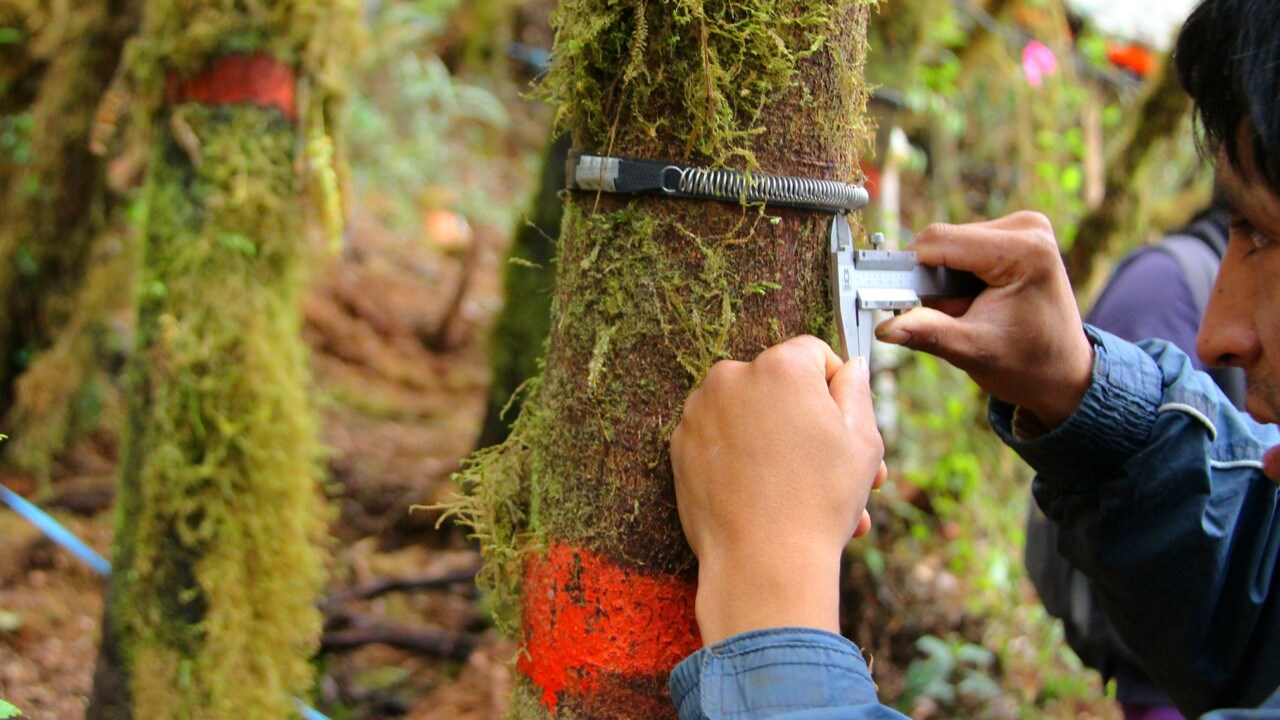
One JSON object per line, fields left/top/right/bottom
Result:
{"left": 829, "top": 214, "right": 983, "bottom": 361}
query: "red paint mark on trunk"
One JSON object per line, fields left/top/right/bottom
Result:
{"left": 519, "top": 543, "right": 701, "bottom": 713}
{"left": 165, "top": 52, "right": 298, "bottom": 122}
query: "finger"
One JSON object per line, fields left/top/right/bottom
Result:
{"left": 828, "top": 355, "right": 873, "bottom": 431}
{"left": 1264, "top": 445, "right": 1280, "bottom": 484}
{"left": 853, "top": 510, "right": 872, "bottom": 538}
{"left": 774, "top": 334, "right": 844, "bottom": 383}
{"left": 874, "top": 307, "right": 983, "bottom": 366}
{"left": 873, "top": 460, "right": 888, "bottom": 491}
{"left": 906, "top": 212, "right": 1056, "bottom": 285}
{"left": 757, "top": 333, "right": 849, "bottom": 384}
{"left": 921, "top": 297, "right": 974, "bottom": 318}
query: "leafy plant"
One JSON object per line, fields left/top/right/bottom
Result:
{"left": 0, "top": 699, "right": 24, "bottom": 718}
{"left": 345, "top": 0, "right": 514, "bottom": 232}
{"left": 901, "top": 635, "right": 1000, "bottom": 710}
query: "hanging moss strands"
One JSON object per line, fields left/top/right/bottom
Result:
{"left": 443, "top": 0, "right": 877, "bottom": 717}
{"left": 87, "top": 1, "right": 357, "bottom": 718}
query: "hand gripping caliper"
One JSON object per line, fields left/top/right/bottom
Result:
{"left": 566, "top": 153, "right": 983, "bottom": 360}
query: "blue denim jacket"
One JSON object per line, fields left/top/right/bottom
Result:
{"left": 671, "top": 328, "right": 1280, "bottom": 719}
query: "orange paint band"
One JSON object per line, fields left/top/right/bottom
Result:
{"left": 165, "top": 52, "right": 298, "bottom": 123}
{"left": 519, "top": 543, "right": 702, "bottom": 714}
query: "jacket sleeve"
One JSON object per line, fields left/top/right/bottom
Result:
{"left": 991, "top": 326, "right": 1280, "bottom": 716}
{"left": 669, "top": 628, "right": 911, "bottom": 720}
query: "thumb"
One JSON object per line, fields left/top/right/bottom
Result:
{"left": 875, "top": 307, "right": 980, "bottom": 366}
{"left": 829, "top": 357, "right": 873, "bottom": 431}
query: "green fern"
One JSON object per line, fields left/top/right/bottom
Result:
{"left": 0, "top": 699, "right": 25, "bottom": 719}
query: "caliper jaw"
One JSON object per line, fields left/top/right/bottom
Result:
{"left": 829, "top": 214, "right": 980, "bottom": 361}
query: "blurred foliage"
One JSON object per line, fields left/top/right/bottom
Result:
{"left": 345, "top": 0, "right": 516, "bottom": 234}
{"left": 902, "top": 635, "right": 1000, "bottom": 712}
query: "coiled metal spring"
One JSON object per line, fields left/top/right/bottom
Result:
{"left": 660, "top": 165, "right": 869, "bottom": 213}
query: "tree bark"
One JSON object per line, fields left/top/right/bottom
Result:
{"left": 1064, "top": 51, "right": 1190, "bottom": 291}
{"left": 455, "top": 2, "right": 877, "bottom": 717}
{"left": 86, "top": 2, "right": 354, "bottom": 717}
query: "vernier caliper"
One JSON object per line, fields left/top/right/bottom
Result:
{"left": 566, "top": 153, "right": 983, "bottom": 361}
{"left": 829, "top": 215, "right": 983, "bottom": 359}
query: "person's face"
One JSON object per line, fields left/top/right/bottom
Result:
{"left": 1198, "top": 151, "right": 1280, "bottom": 423}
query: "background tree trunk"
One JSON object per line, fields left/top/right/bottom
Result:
{"left": 476, "top": 133, "right": 567, "bottom": 449}
{"left": 0, "top": 0, "right": 138, "bottom": 487}
{"left": 453, "top": 1, "right": 877, "bottom": 717}
{"left": 86, "top": 2, "right": 354, "bottom": 717}
{"left": 1065, "top": 50, "right": 1190, "bottom": 292}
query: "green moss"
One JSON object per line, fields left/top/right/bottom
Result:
{"left": 109, "top": 104, "right": 327, "bottom": 720}
{"left": 542, "top": 0, "right": 859, "bottom": 165}
{"left": 98, "top": 2, "right": 360, "bottom": 717}
{"left": 0, "top": 0, "right": 135, "bottom": 477}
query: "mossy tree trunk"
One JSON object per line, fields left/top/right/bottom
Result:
{"left": 0, "top": 0, "right": 138, "bottom": 484}
{"left": 86, "top": 2, "right": 353, "bottom": 718}
{"left": 454, "top": 1, "right": 876, "bottom": 717}
{"left": 445, "top": 0, "right": 518, "bottom": 75}
{"left": 1064, "top": 50, "right": 1189, "bottom": 291}
{"left": 476, "top": 133, "right": 568, "bottom": 449}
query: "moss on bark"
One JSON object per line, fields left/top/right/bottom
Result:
{"left": 87, "top": 1, "right": 357, "bottom": 718}
{"left": 447, "top": 1, "right": 876, "bottom": 715}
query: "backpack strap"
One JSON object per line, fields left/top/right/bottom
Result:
{"left": 1154, "top": 234, "right": 1220, "bottom": 314}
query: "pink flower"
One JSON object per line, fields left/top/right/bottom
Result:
{"left": 1022, "top": 40, "right": 1059, "bottom": 89}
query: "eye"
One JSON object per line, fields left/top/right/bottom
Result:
{"left": 1230, "top": 216, "right": 1273, "bottom": 253}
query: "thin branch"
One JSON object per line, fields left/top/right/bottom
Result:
{"left": 322, "top": 562, "right": 481, "bottom": 607}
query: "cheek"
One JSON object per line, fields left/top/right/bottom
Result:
{"left": 1260, "top": 255, "right": 1280, "bottom": 336}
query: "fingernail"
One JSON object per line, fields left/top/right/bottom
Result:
{"left": 853, "top": 355, "right": 868, "bottom": 372}
{"left": 876, "top": 327, "right": 911, "bottom": 345}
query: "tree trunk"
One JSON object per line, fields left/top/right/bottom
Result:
{"left": 476, "top": 133, "right": 568, "bottom": 449}
{"left": 1064, "top": 51, "right": 1190, "bottom": 291}
{"left": 86, "top": 2, "right": 354, "bottom": 718}
{"left": 0, "top": 0, "right": 137, "bottom": 485}
{"left": 453, "top": 1, "right": 876, "bottom": 717}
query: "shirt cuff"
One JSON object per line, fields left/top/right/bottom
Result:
{"left": 669, "top": 628, "right": 878, "bottom": 720}
{"left": 988, "top": 325, "right": 1161, "bottom": 494}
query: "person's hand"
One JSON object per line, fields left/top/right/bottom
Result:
{"left": 875, "top": 212, "right": 1094, "bottom": 429}
{"left": 670, "top": 335, "right": 886, "bottom": 646}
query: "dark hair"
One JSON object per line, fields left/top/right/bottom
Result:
{"left": 1175, "top": 0, "right": 1280, "bottom": 191}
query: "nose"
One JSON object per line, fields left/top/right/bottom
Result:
{"left": 1197, "top": 252, "right": 1260, "bottom": 370}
